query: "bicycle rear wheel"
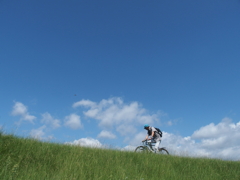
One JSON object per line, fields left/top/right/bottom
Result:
{"left": 135, "top": 146, "right": 149, "bottom": 153}
{"left": 158, "top": 148, "right": 169, "bottom": 155}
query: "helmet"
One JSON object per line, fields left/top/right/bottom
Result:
{"left": 144, "top": 124, "right": 149, "bottom": 129}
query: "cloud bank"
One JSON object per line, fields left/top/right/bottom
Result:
{"left": 71, "top": 97, "right": 240, "bottom": 160}
{"left": 10, "top": 98, "right": 240, "bottom": 160}
{"left": 130, "top": 117, "right": 240, "bottom": 160}
{"left": 68, "top": 118, "right": 240, "bottom": 160}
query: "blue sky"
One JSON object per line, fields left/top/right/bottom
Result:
{"left": 1, "top": 0, "right": 240, "bottom": 160}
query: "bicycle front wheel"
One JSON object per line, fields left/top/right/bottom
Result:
{"left": 135, "top": 146, "right": 149, "bottom": 153}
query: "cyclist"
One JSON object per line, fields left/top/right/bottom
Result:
{"left": 142, "top": 124, "right": 161, "bottom": 152}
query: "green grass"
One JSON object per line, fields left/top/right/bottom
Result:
{"left": 0, "top": 132, "right": 240, "bottom": 180}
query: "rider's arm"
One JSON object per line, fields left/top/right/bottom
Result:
{"left": 142, "top": 135, "right": 149, "bottom": 142}
{"left": 151, "top": 131, "right": 155, "bottom": 137}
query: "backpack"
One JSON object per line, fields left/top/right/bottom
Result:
{"left": 154, "top": 127, "right": 162, "bottom": 137}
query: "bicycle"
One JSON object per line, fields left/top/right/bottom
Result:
{"left": 135, "top": 140, "right": 169, "bottom": 155}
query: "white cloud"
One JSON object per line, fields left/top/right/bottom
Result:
{"left": 97, "top": 130, "right": 116, "bottom": 139}
{"left": 161, "top": 119, "right": 240, "bottom": 160}
{"left": 64, "top": 114, "right": 82, "bottom": 129}
{"left": 30, "top": 125, "right": 55, "bottom": 140}
{"left": 11, "top": 102, "right": 36, "bottom": 123}
{"left": 192, "top": 118, "right": 240, "bottom": 150}
{"left": 192, "top": 117, "right": 235, "bottom": 139}
{"left": 116, "top": 124, "right": 137, "bottom": 136}
{"left": 30, "top": 125, "right": 46, "bottom": 139}
{"left": 73, "top": 97, "right": 160, "bottom": 135}
{"left": 66, "top": 138, "right": 103, "bottom": 148}
{"left": 73, "top": 99, "right": 97, "bottom": 108}
{"left": 41, "top": 112, "right": 61, "bottom": 129}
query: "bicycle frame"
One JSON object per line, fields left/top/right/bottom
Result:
{"left": 142, "top": 140, "right": 157, "bottom": 152}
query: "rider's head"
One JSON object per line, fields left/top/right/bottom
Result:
{"left": 144, "top": 124, "right": 150, "bottom": 130}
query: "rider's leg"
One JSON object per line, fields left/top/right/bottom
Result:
{"left": 154, "top": 140, "right": 161, "bottom": 151}
{"left": 150, "top": 139, "right": 156, "bottom": 150}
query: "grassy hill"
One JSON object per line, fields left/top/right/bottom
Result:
{"left": 0, "top": 132, "right": 239, "bottom": 180}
